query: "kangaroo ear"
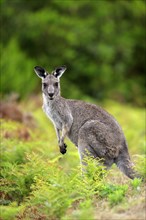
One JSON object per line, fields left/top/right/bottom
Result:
{"left": 34, "top": 66, "right": 47, "bottom": 79}
{"left": 53, "top": 66, "right": 67, "bottom": 78}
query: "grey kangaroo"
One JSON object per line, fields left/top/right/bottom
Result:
{"left": 34, "top": 65, "right": 140, "bottom": 179}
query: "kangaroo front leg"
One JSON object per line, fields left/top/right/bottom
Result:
{"left": 55, "top": 127, "right": 61, "bottom": 143}
{"left": 54, "top": 127, "right": 66, "bottom": 154}
{"left": 58, "top": 113, "right": 73, "bottom": 155}
{"left": 59, "top": 125, "right": 70, "bottom": 154}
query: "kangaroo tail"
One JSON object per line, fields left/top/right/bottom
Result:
{"left": 115, "top": 141, "right": 141, "bottom": 179}
{"left": 115, "top": 156, "right": 141, "bottom": 179}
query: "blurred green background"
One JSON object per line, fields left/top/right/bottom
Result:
{"left": 1, "top": 0, "right": 145, "bottom": 106}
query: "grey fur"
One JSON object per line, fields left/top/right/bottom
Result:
{"left": 34, "top": 66, "right": 140, "bottom": 179}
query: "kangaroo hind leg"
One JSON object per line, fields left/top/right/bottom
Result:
{"left": 78, "top": 120, "right": 114, "bottom": 170}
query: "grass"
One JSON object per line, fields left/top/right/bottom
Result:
{"left": 0, "top": 97, "right": 145, "bottom": 220}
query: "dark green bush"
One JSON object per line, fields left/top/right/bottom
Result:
{"left": 1, "top": 0, "right": 145, "bottom": 105}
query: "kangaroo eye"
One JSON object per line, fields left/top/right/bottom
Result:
{"left": 54, "top": 82, "right": 58, "bottom": 87}
{"left": 43, "top": 83, "right": 47, "bottom": 88}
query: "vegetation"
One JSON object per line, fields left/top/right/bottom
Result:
{"left": 1, "top": 0, "right": 146, "bottom": 106}
{"left": 0, "top": 98, "right": 145, "bottom": 220}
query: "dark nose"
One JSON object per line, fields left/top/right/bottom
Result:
{"left": 48, "top": 93, "right": 54, "bottom": 98}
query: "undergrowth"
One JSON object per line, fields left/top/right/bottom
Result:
{"left": 0, "top": 100, "right": 145, "bottom": 220}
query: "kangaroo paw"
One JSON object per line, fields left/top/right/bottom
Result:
{"left": 60, "top": 143, "right": 67, "bottom": 154}
{"left": 64, "top": 143, "right": 67, "bottom": 149}
{"left": 60, "top": 147, "right": 67, "bottom": 154}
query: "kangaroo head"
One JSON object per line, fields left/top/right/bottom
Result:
{"left": 34, "top": 66, "right": 66, "bottom": 100}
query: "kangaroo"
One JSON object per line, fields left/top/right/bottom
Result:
{"left": 34, "top": 65, "right": 140, "bottom": 179}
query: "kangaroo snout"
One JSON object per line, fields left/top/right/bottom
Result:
{"left": 48, "top": 93, "right": 54, "bottom": 99}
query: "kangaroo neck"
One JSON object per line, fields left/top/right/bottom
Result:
{"left": 43, "top": 93, "right": 64, "bottom": 107}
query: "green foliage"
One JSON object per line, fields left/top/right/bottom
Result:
{"left": 69, "top": 199, "right": 94, "bottom": 220}
{"left": 0, "top": 205, "right": 23, "bottom": 220}
{"left": 23, "top": 155, "right": 105, "bottom": 219}
{"left": 0, "top": 101, "right": 145, "bottom": 219}
{"left": 133, "top": 155, "right": 146, "bottom": 178}
{"left": 1, "top": 0, "right": 146, "bottom": 106}
{"left": 130, "top": 178, "right": 142, "bottom": 191}
{"left": 107, "top": 187, "right": 127, "bottom": 207}
{"left": 104, "top": 100, "right": 145, "bottom": 154}
{"left": 0, "top": 39, "right": 36, "bottom": 98}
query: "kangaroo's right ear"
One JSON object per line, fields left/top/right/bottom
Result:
{"left": 34, "top": 66, "right": 47, "bottom": 79}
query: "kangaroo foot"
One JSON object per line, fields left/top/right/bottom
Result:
{"left": 59, "top": 143, "right": 67, "bottom": 154}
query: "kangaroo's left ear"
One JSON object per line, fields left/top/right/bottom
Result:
{"left": 53, "top": 66, "right": 67, "bottom": 78}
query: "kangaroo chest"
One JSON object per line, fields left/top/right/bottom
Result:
{"left": 43, "top": 103, "right": 63, "bottom": 130}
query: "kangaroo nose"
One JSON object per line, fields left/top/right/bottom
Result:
{"left": 48, "top": 93, "right": 54, "bottom": 98}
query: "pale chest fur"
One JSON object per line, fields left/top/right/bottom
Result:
{"left": 43, "top": 104, "right": 63, "bottom": 130}
{"left": 42, "top": 96, "right": 63, "bottom": 130}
